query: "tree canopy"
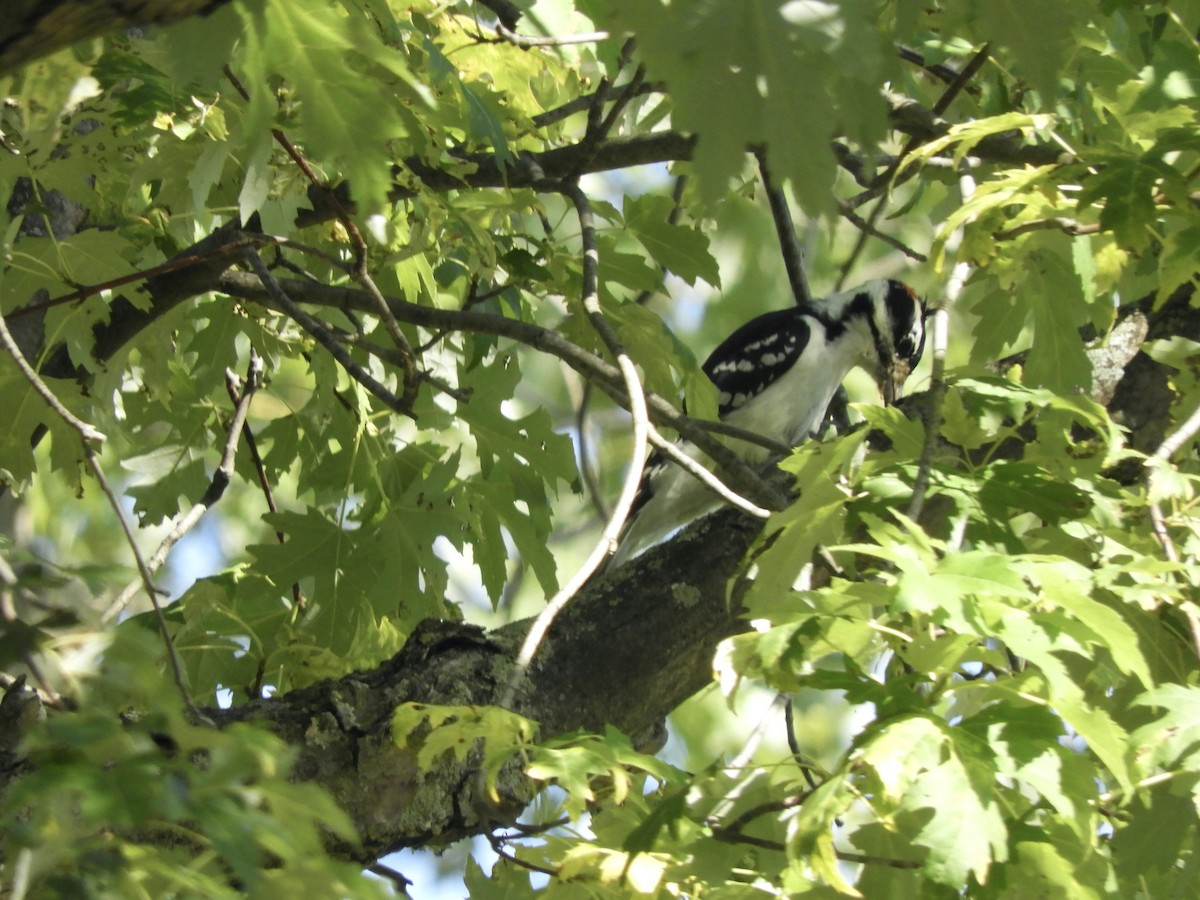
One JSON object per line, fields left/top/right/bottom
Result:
{"left": 1, "top": 0, "right": 1199, "bottom": 896}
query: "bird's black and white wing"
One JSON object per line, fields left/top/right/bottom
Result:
{"left": 703, "top": 309, "right": 813, "bottom": 418}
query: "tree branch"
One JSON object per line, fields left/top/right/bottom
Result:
{"left": 216, "top": 270, "right": 788, "bottom": 511}
{"left": 103, "top": 351, "right": 263, "bottom": 624}
{"left": 500, "top": 181, "right": 652, "bottom": 710}
{"left": 754, "top": 147, "right": 812, "bottom": 307}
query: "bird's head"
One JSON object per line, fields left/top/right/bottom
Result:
{"left": 824, "top": 279, "right": 926, "bottom": 405}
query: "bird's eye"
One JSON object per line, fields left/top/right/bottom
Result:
{"left": 897, "top": 338, "right": 915, "bottom": 359}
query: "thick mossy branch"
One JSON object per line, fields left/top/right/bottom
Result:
{"left": 0, "top": 507, "right": 761, "bottom": 861}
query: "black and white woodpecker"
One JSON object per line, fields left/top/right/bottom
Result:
{"left": 610, "top": 278, "right": 926, "bottom": 566}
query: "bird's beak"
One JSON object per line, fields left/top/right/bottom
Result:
{"left": 880, "top": 358, "right": 911, "bottom": 406}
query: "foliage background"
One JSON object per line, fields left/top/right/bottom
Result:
{"left": 1, "top": 0, "right": 1199, "bottom": 896}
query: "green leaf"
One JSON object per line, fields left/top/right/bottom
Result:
{"left": 624, "top": 194, "right": 720, "bottom": 287}
{"left": 976, "top": 1, "right": 1082, "bottom": 99}
{"left": 248, "top": 508, "right": 360, "bottom": 654}
{"left": 1132, "top": 684, "right": 1200, "bottom": 773}
{"left": 392, "top": 702, "right": 537, "bottom": 771}
{"left": 856, "top": 715, "right": 1007, "bottom": 886}
{"left": 988, "top": 598, "right": 1136, "bottom": 792}
{"left": 1022, "top": 239, "right": 1092, "bottom": 394}
{"left": 605, "top": 0, "right": 891, "bottom": 210}
{"left": 238, "top": 2, "right": 429, "bottom": 218}
{"left": 745, "top": 433, "right": 869, "bottom": 609}
{"left": 1077, "top": 154, "right": 1182, "bottom": 250}
{"left": 979, "top": 461, "right": 1092, "bottom": 524}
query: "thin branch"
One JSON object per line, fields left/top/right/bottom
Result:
{"left": 5, "top": 238, "right": 257, "bottom": 323}
{"left": 217, "top": 271, "right": 789, "bottom": 510}
{"left": 499, "top": 816, "right": 572, "bottom": 837}
{"left": 224, "top": 65, "right": 420, "bottom": 414}
{"left": 896, "top": 45, "right": 982, "bottom": 90}
{"left": 598, "top": 62, "right": 645, "bottom": 139}
{"left": 709, "top": 829, "right": 786, "bottom": 851}
{"left": 994, "top": 217, "right": 1100, "bottom": 241}
{"left": 366, "top": 863, "right": 412, "bottom": 895}
{"left": 907, "top": 167, "right": 976, "bottom": 521}
{"left": 568, "top": 41, "right": 640, "bottom": 179}
{"left": 784, "top": 696, "right": 820, "bottom": 791}
{"left": 86, "top": 442, "right": 205, "bottom": 721}
{"left": 575, "top": 380, "right": 611, "bottom": 522}
{"left": 240, "top": 247, "right": 415, "bottom": 417}
{"left": 1144, "top": 399, "right": 1200, "bottom": 659}
{"left": 499, "top": 181, "right": 651, "bottom": 713}
{"left": 104, "top": 351, "right": 263, "bottom": 624}
{"left": 835, "top": 851, "right": 923, "bottom": 870}
{"left": 837, "top": 202, "right": 928, "bottom": 261}
{"left": 1151, "top": 400, "right": 1200, "bottom": 463}
{"left": 0, "top": 311, "right": 205, "bottom": 710}
{"left": 330, "top": 327, "right": 472, "bottom": 403}
{"left": 487, "top": 832, "right": 562, "bottom": 877}
{"left": 682, "top": 416, "right": 791, "bottom": 457}
{"left": 837, "top": 44, "right": 991, "bottom": 287}
{"left": 493, "top": 23, "right": 610, "bottom": 47}
{"left": 754, "top": 147, "right": 812, "bottom": 307}
{"left": 0, "top": 310, "right": 105, "bottom": 443}
{"left": 393, "top": 131, "right": 697, "bottom": 198}
{"left": 715, "top": 794, "right": 808, "bottom": 836}
{"left": 223, "top": 366, "right": 304, "bottom": 611}
{"left": 646, "top": 427, "right": 771, "bottom": 519}
{"left": 532, "top": 82, "right": 661, "bottom": 129}
{"left": 709, "top": 805, "right": 922, "bottom": 869}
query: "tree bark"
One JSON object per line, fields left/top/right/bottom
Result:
{"left": 0, "top": 0, "right": 234, "bottom": 77}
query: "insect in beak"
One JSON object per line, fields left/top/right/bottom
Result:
{"left": 880, "top": 357, "right": 911, "bottom": 406}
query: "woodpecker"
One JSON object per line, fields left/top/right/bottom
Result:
{"left": 610, "top": 278, "right": 925, "bottom": 566}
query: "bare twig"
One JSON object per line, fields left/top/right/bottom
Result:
{"left": 994, "top": 217, "right": 1100, "bottom": 241}
{"left": 709, "top": 798, "right": 922, "bottom": 869}
{"left": 574, "top": 380, "right": 611, "bottom": 521}
{"left": 568, "top": 40, "right": 641, "bottom": 179}
{"left": 896, "top": 45, "right": 983, "bottom": 91}
{"left": 754, "top": 147, "right": 812, "bottom": 307}
{"left": 646, "top": 427, "right": 771, "bottom": 518}
{"left": 6, "top": 236, "right": 259, "bottom": 323}
{"left": 224, "top": 65, "right": 421, "bottom": 414}
{"left": 0, "top": 311, "right": 105, "bottom": 443}
{"left": 784, "top": 696, "right": 820, "bottom": 791}
{"left": 367, "top": 863, "right": 412, "bottom": 895}
{"left": 0, "top": 311, "right": 202, "bottom": 710}
{"left": 90, "top": 450, "right": 204, "bottom": 718}
{"left": 223, "top": 366, "right": 304, "bottom": 610}
{"left": 1145, "top": 400, "right": 1200, "bottom": 659}
{"left": 487, "top": 832, "right": 562, "bottom": 877}
{"left": 837, "top": 202, "right": 928, "bottom": 261}
{"left": 499, "top": 181, "right": 651, "bottom": 712}
{"left": 240, "top": 247, "right": 414, "bottom": 417}
{"left": 492, "top": 23, "right": 610, "bottom": 48}
{"left": 330, "top": 327, "right": 472, "bottom": 403}
{"left": 532, "top": 82, "right": 661, "bottom": 129}
{"left": 835, "top": 851, "right": 923, "bottom": 870}
{"left": 711, "top": 793, "right": 808, "bottom": 837}
{"left": 908, "top": 168, "right": 976, "bottom": 521}
{"left": 104, "top": 351, "right": 264, "bottom": 624}
{"left": 837, "top": 43, "right": 990, "bottom": 287}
